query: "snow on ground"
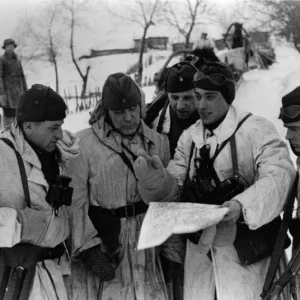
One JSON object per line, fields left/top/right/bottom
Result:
{"left": 64, "top": 42, "right": 300, "bottom": 166}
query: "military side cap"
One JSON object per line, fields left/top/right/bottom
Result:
{"left": 2, "top": 38, "right": 17, "bottom": 49}
{"left": 16, "top": 84, "right": 67, "bottom": 122}
{"left": 165, "top": 62, "right": 196, "bottom": 93}
{"left": 102, "top": 73, "right": 141, "bottom": 111}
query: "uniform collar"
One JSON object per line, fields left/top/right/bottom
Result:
{"left": 191, "top": 105, "right": 249, "bottom": 148}
{"left": 92, "top": 117, "right": 156, "bottom": 152}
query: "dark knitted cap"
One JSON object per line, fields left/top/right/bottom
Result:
{"left": 194, "top": 62, "right": 236, "bottom": 104}
{"left": 102, "top": 73, "right": 141, "bottom": 111}
{"left": 165, "top": 62, "right": 197, "bottom": 93}
{"left": 16, "top": 84, "right": 67, "bottom": 122}
{"left": 2, "top": 39, "right": 17, "bottom": 49}
{"left": 279, "top": 86, "right": 300, "bottom": 123}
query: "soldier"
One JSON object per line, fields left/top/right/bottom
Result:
{"left": 0, "top": 84, "right": 79, "bottom": 299}
{"left": 66, "top": 73, "right": 171, "bottom": 300}
{"left": 0, "top": 39, "right": 27, "bottom": 129}
{"left": 133, "top": 62, "right": 295, "bottom": 300}
{"left": 151, "top": 62, "right": 199, "bottom": 157}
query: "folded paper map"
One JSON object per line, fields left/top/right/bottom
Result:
{"left": 138, "top": 202, "right": 229, "bottom": 250}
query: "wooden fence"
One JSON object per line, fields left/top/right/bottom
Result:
{"left": 63, "top": 86, "right": 102, "bottom": 115}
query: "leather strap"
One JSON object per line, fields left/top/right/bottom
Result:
{"left": 211, "top": 113, "right": 252, "bottom": 164}
{"left": 0, "top": 137, "right": 31, "bottom": 208}
{"left": 230, "top": 135, "right": 239, "bottom": 181}
{"left": 183, "top": 141, "right": 195, "bottom": 189}
{"left": 157, "top": 100, "right": 169, "bottom": 134}
{"left": 90, "top": 201, "right": 148, "bottom": 219}
{"left": 183, "top": 113, "right": 252, "bottom": 188}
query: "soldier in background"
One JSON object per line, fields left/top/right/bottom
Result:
{"left": 0, "top": 38, "right": 27, "bottom": 129}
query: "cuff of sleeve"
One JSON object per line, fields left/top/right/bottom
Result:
{"left": 17, "top": 208, "right": 50, "bottom": 244}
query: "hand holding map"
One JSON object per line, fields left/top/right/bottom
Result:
{"left": 138, "top": 202, "right": 229, "bottom": 250}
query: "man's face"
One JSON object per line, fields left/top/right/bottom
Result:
{"left": 168, "top": 89, "right": 197, "bottom": 120}
{"left": 284, "top": 121, "right": 300, "bottom": 156}
{"left": 108, "top": 105, "right": 141, "bottom": 135}
{"left": 25, "top": 120, "right": 64, "bottom": 153}
{"left": 194, "top": 88, "right": 230, "bottom": 125}
{"left": 4, "top": 44, "right": 15, "bottom": 54}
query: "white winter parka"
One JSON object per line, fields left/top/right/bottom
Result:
{"left": 0, "top": 123, "right": 79, "bottom": 300}
{"left": 167, "top": 105, "right": 296, "bottom": 300}
{"left": 65, "top": 118, "right": 171, "bottom": 300}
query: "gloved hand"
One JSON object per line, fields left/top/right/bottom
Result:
{"left": 198, "top": 225, "right": 217, "bottom": 254}
{"left": 81, "top": 245, "right": 116, "bottom": 281}
{"left": 133, "top": 149, "right": 166, "bottom": 188}
{"left": 134, "top": 149, "right": 178, "bottom": 203}
{"left": 0, "top": 94, "right": 8, "bottom": 108}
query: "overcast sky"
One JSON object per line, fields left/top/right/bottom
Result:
{"left": 0, "top": 0, "right": 240, "bottom": 54}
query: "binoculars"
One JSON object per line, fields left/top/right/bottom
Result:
{"left": 47, "top": 175, "right": 73, "bottom": 210}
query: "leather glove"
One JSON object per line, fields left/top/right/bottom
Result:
{"left": 81, "top": 245, "right": 116, "bottom": 281}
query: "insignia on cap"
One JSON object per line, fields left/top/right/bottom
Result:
{"left": 122, "top": 97, "right": 126, "bottom": 103}
{"left": 179, "top": 76, "right": 183, "bottom": 82}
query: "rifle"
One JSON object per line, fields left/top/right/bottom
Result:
{"left": 261, "top": 172, "right": 299, "bottom": 299}
{"left": 262, "top": 243, "right": 300, "bottom": 300}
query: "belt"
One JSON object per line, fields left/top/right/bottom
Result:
{"left": 114, "top": 201, "right": 148, "bottom": 219}
{"left": 39, "top": 243, "right": 65, "bottom": 261}
{"left": 91, "top": 201, "right": 148, "bottom": 219}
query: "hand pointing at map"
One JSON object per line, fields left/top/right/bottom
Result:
{"left": 133, "top": 149, "right": 177, "bottom": 203}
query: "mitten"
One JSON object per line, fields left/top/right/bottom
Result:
{"left": 134, "top": 149, "right": 177, "bottom": 203}
{"left": 81, "top": 245, "right": 115, "bottom": 281}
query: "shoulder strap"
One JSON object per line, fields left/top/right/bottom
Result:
{"left": 182, "top": 141, "right": 195, "bottom": 189}
{"left": 118, "top": 151, "right": 137, "bottom": 180}
{"left": 157, "top": 101, "right": 169, "bottom": 134}
{"left": 0, "top": 137, "right": 31, "bottom": 207}
{"left": 211, "top": 113, "right": 252, "bottom": 163}
{"left": 206, "top": 113, "right": 252, "bottom": 186}
{"left": 230, "top": 135, "right": 239, "bottom": 180}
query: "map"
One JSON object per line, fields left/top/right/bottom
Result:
{"left": 137, "top": 202, "right": 229, "bottom": 250}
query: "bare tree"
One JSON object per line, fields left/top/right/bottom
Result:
{"left": 23, "top": 1, "right": 65, "bottom": 92}
{"left": 61, "top": 0, "right": 93, "bottom": 97}
{"left": 216, "top": 2, "right": 255, "bottom": 34}
{"left": 249, "top": 0, "right": 300, "bottom": 53}
{"left": 105, "top": 0, "right": 163, "bottom": 86}
{"left": 163, "top": 0, "right": 211, "bottom": 49}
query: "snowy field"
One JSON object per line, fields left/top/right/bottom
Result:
{"left": 63, "top": 43, "right": 300, "bottom": 165}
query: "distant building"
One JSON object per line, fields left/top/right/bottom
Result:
{"left": 249, "top": 31, "right": 270, "bottom": 45}
{"left": 133, "top": 37, "right": 169, "bottom": 52}
{"left": 172, "top": 42, "right": 193, "bottom": 52}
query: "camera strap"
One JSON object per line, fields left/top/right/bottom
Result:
{"left": 0, "top": 135, "right": 31, "bottom": 208}
{"left": 183, "top": 113, "right": 252, "bottom": 187}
